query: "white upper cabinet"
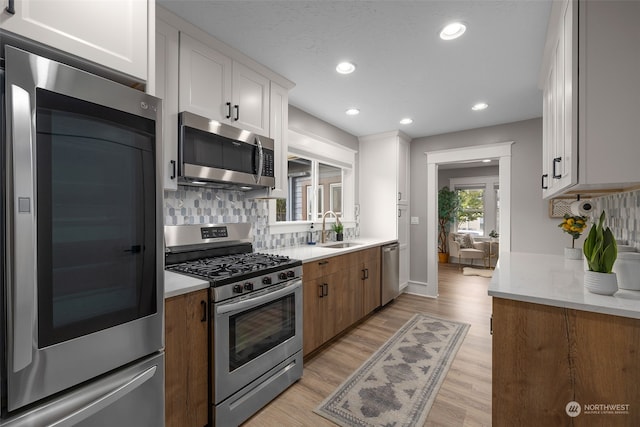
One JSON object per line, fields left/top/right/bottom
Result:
{"left": 179, "top": 33, "right": 232, "bottom": 123}
{"left": 179, "top": 33, "right": 269, "bottom": 136}
{"left": 265, "top": 82, "right": 289, "bottom": 198}
{"left": 232, "top": 62, "right": 270, "bottom": 136}
{"left": 156, "top": 19, "right": 180, "bottom": 190}
{"left": 0, "top": 0, "right": 149, "bottom": 81}
{"left": 398, "top": 139, "right": 410, "bottom": 205}
{"left": 540, "top": 0, "right": 640, "bottom": 198}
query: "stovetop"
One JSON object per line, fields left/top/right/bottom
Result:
{"left": 167, "top": 252, "right": 301, "bottom": 286}
{"left": 164, "top": 223, "right": 303, "bottom": 302}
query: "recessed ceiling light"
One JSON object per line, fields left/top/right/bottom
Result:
{"left": 336, "top": 62, "right": 356, "bottom": 74}
{"left": 482, "top": 159, "right": 491, "bottom": 163}
{"left": 472, "top": 102, "right": 489, "bottom": 111}
{"left": 440, "top": 22, "right": 467, "bottom": 40}
{"left": 399, "top": 118, "right": 413, "bottom": 125}
{"left": 345, "top": 108, "right": 360, "bottom": 116}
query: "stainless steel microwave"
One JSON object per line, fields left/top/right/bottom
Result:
{"left": 178, "top": 111, "right": 276, "bottom": 190}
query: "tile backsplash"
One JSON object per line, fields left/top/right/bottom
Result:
{"left": 594, "top": 189, "right": 640, "bottom": 248}
{"left": 164, "top": 186, "right": 356, "bottom": 250}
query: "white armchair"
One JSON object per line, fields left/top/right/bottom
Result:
{"left": 448, "top": 233, "right": 497, "bottom": 269}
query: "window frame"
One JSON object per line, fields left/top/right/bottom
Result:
{"left": 449, "top": 176, "right": 499, "bottom": 238}
{"left": 268, "top": 130, "right": 356, "bottom": 234}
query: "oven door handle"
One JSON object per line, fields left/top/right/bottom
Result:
{"left": 9, "top": 84, "right": 36, "bottom": 372}
{"left": 216, "top": 279, "right": 301, "bottom": 315}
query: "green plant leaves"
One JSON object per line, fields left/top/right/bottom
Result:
{"left": 582, "top": 210, "right": 618, "bottom": 273}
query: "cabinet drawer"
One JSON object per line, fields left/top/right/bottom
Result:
{"left": 303, "top": 255, "right": 347, "bottom": 280}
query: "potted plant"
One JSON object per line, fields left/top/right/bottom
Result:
{"left": 558, "top": 213, "right": 588, "bottom": 259}
{"left": 438, "top": 186, "right": 460, "bottom": 263}
{"left": 583, "top": 210, "right": 618, "bottom": 295}
{"left": 332, "top": 222, "right": 344, "bottom": 241}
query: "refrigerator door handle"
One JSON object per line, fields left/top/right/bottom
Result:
{"left": 49, "top": 365, "right": 158, "bottom": 427}
{"left": 10, "top": 84, "right": 36, "bottom": 372}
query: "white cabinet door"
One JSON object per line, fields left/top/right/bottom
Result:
{"left": 179, "top": 33, "right": 232, "bottom": 122}
{"left": 232, "top": 61, "right": 270, "bottom": 135}
{"left": 541, "top": 0, "right": 577, "bottom": 199}
{"left": 397, "top": 139, "right": 409, "bottom": 205}
{"left": 268, "top": 81, "right": 288, "bottom": 197}
{"left": 179, "top": 34, "right": 269, "bottom": 135}
{"left": 1, "top": 0, "right": 148, "bottom": 80}
{"left": 398, "top": 204, "right": 409, "bottom": 289}
{"left": 156, "top": 19, "right": 180, "bottom": 190}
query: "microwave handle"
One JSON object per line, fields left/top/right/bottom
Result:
{"left": 9, "top": 84, "right": 36, "bottom": 372}
{"left": 255, "top": 137, "right": 264, "bottom": 184}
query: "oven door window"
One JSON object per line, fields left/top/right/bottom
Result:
{"left": 229, "top": 293, "right": 296, "bottom": 371}
{"left": 35, "top": 88, "right": 157, "bottom": 348}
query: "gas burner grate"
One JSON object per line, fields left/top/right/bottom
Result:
{"left": 168, "top": 252, "right": 295, "bottom": 281}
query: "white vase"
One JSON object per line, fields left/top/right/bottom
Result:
{"left": 612, "top": 252, "right": 640, "bottom": 291}
{"left": 564, "top": 247, "right": 582, "bottom": 260}
{"left": 584, "top": 270, "right": 618, "bottom": 296}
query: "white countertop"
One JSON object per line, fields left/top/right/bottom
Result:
{"left": 165, "top": 270, "right": 209, "bottom": 299}
{"left": 164, "top": 238, "right": 394, "bottom": 298}
{"left": 489, "top": 252, "right": 640, "bottom": 319}
{"left": 260, "top": 238, "right": 397, "bottom": 262}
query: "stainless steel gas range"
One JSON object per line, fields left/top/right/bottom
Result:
{"left": 164, "top": 224, "right": 303, "bottom": 427}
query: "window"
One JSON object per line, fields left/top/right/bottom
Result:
{"left": 269, "top": 130, "right": 355, "bottom": 230}
{"left": 281, "top": 156, "right": 312, "bottom": 221}
{"left": 456, "top": 188, "right": 485, "bottom": 235}
{"left": 280, "top": 158, "right": 341, "bottom": 222}
{"left": 449, "top": 176, "right": 499, "bottom": 237}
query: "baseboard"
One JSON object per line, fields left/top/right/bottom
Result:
{"left": 403, "top": 280, "right": 437, "bottom": 298}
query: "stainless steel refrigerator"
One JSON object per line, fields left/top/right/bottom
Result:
{"left": 1, "top": 44, "right": 164, "bottom": 426}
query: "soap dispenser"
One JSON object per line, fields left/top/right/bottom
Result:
{"left": 307, "top": 223, "right": 316, "bottom": 245}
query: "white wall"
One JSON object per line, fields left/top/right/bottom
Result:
{"left": 409, "top": 118, "right": 568, "bottom": 286}
{"left": 289, "top": 105, "right": 360, "bottom": 201}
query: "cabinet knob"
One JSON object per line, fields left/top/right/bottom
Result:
{"left": 226, "top": 102, "right": 232, "bottom": 119}
{"left": 541, "top": 173, "right": 548, "bottom": 190}
{"left": 234, "top": 105, "right": 240, "bottom": 121}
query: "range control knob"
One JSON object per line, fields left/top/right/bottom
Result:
{"left": 233, "top": 284, "right": 243, "bottom": 294}
{"left": 287, "top": 270, "right": 295, "bottom": 278}
{"left": 262, "top": 276, "right": 272, "bottom": 285}
{"left": 244, "top": 282, "right": 254, "bottom": 291}
{"left": 278, "top": 272, "right": 288, "bottom": 280}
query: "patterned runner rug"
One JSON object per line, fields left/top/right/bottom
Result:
{"left": 315, "top": 314, "right": 470, "bottom": 427}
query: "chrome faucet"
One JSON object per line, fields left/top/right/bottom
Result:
{"left": 321, "top": 211, "right": 341, "bottom": 244}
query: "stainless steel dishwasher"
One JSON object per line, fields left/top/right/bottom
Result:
{"left": 381, "top": 242, "right": 400, "bottom": 305}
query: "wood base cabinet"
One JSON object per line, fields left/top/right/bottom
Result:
{"left": 358, "top": 247, "right": 381, "bottom": 316}
{"left": 165, "top": 289, "right": 209, "bottom": 427}
{"left": 492, "top": 297, "right": 640, "bottom": 425}
{"left": 303, "top": 247, "right": 382, "bottom": 357}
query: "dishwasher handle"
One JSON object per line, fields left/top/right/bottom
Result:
{"left": 383, "top": 243, "right": 399, "bottom": 252}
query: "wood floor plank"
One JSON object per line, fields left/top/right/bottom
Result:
{"left": 243, "top": 263, "right": 492, "bottom": 426}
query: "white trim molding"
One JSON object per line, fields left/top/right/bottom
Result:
{"left": 425, "top": 142, "right": 513, "bottom": 297}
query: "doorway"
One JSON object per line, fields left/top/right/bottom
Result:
{"left": 425, "top": 142, "right": 513, "bottom": 297}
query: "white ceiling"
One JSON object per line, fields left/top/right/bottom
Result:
{"left": 158, "top": 0, "right": 552, "bottom": 139}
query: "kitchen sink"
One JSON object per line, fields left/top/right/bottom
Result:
{"left": 322, "top": 242, "right": 362, "bottom": 249}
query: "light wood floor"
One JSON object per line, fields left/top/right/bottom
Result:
{"left": 243, "top": 263, "right": 493, "bottom": 426}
